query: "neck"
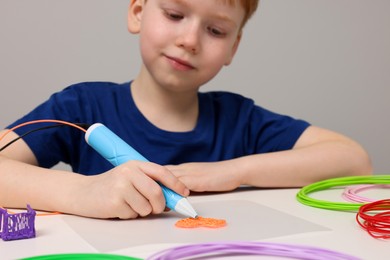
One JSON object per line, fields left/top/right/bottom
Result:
{"left": 131, "top": 68, "right": 200, "bottom": 132}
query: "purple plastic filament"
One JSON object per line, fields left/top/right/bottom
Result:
{"left": 146, "top": 241, "right": 360, "bottom": 260}
{"left": 0, "top": 204, "right": 36, "bottom": 241}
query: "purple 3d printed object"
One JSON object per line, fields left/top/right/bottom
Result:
{"left": 0, "top": 204, "right": 36, "bottom": 241}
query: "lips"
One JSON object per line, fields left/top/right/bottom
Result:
{"left": 165, "top": 55, "right": 195, "bottom": 71}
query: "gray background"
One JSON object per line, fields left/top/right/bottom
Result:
{"left": 1, "top": 0, "right": 389, "bottom": 173}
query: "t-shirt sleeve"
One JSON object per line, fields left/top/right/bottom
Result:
{"left": 247, "top": 105, "right": 311, "bottom": 154}
{"left": 5, "top": 85, "right": 87, "bottom": 168}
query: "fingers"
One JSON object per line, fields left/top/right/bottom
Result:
{"left": 115, "top": 161, "right": 188, "bottom": 218}
{"left": 127, "top": 172, "right": 166, "bottom": 216}
{"left": 92, "top": 161, "right": 189, "bottom": 219}
{"left": 113, "top": 201, "right": 139, "bottom": 219}
{"left": 137, "top": 162, "right": 190, "bottom": 197}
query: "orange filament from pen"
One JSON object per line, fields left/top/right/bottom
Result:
{"left": 356, "top": 199, "right": 390, "bottom": 239}
{"left": 1, "top": 207, "right": 61, "bottom": 217}
{"left": 175, "top": 216, "right": 227, "bottom": 228}
{"left": 0, "top": 119, "right": 87, "bottom": 216}
{"left": 0, "top": 119, "right": 87, "bottom": 143}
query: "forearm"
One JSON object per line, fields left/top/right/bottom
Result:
{"left": 0, "top": 154, "right": 191, "bottom": 219}
{"left": 238, "top": 140, "right": 372, "bottom": 188}
{"left": 0, "top": 155, "right": 84, "bottom": 212}
{"left": 169, "top": 135, "right": 372, "bottom": 191}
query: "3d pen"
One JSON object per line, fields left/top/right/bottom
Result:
{"left": 85, "top": 123, "right": 198, "bottom": 218}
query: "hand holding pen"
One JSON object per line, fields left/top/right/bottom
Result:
{"left": 85, "top": 123, "right": 198, "bottom": 219}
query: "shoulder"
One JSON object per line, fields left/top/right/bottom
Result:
{"left": 61, "top": 81, "right": 129, "bottom": 96}
{"left": 199, "top": 91, "right": 255, "bottom": 110}
{"left": 198, "top": 91, "right": 260, "bottom": 129}
{"left": 200, "top": 90, "right": 252, "bottom": 102}
{"left": 199, "top": 90, "right": 310, "bottom": 129}
{"left": 48, "top": 81, "right": 130, "bottom": 106}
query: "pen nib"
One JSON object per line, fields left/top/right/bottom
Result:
{"left": 175, "top": 198, "right": 198, "bottom": 218}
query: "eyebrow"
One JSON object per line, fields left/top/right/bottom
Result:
{"left": 166, "top": 0, "right": 239, "bottom": 27}
{"left": 212, "top": 13, "right": 238, "bottom": 27}
{"left": 167, "top": 0, "right": 190, "bottom": 8}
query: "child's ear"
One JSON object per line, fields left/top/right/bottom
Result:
{"left": 128, "top": 0, "right": 144, "bottom": 34}
{"left": 225, "top": 32, "right": 242, "bottom": 66}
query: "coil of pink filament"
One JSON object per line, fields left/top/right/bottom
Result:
{"left": 342, "top": 184, "right": 390, "bottom": 203}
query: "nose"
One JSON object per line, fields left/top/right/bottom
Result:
{"left": 175, "top": 22, "right": 201, "bottom": 54}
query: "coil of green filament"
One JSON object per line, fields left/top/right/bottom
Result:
{"left": 296, "top": 175, "right": 390, "bottom": 211}
{"left": 21, "top": 254, "right": 142, "bottom": 260}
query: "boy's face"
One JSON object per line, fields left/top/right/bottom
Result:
{"left": 128, "top": 0, "right": 244, "bottom": 92}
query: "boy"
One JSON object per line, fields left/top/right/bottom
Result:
{"left": 0, "top": 0, "right": 371, "bottom": 219}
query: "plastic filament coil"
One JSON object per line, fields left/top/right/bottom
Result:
{"left": 146, "top": 241, "right": 360, "bottom": 260}
{"left": 296, "top": 175, "right": 390, "bottom": 211}
{"left": 356, "top": 199, "right": 390, "bottom": 239}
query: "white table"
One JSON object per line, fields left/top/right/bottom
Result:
{"left": 1, "top": 187, "right": 388, "bottom": 260}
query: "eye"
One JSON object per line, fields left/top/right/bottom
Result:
{"left": 164, "top": 10, "right": 183, "bottom": 21}
{"left": 207, "top": 26, "right": 226, "bottom": 37}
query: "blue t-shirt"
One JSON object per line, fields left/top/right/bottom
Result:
{"left": 7, "top": 81, "right": 310, "bottom": 175}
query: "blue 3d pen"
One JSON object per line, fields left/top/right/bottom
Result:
{"left": 85, "top": 123, "right": 198, "bottom": 219}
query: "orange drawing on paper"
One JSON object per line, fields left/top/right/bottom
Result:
{"left": 175, "top": 216, "right": 227, "bottom": 228}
